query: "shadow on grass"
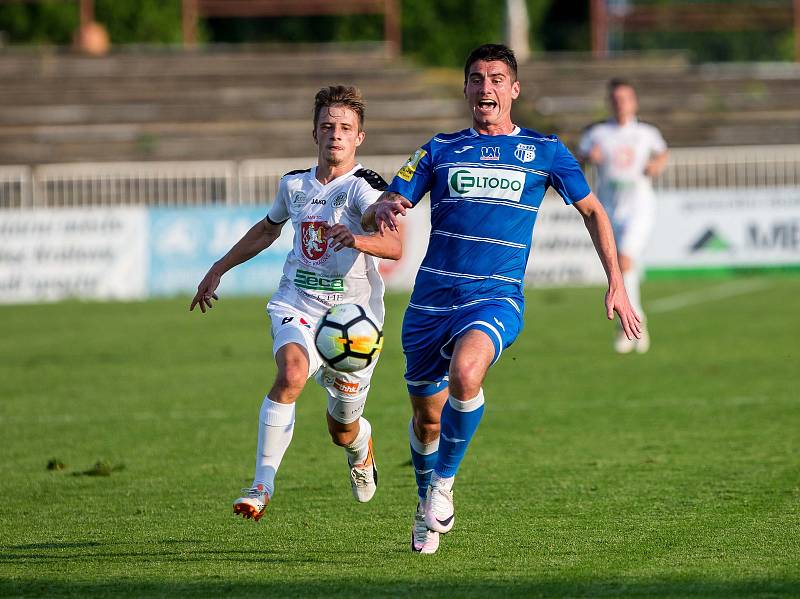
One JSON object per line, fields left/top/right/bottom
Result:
{"left": 1, "top": 578, "right": 798, "bottom": 598}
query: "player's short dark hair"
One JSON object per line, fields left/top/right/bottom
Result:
{"left": 313, "top": 85, "right": 365, "bottom": 131}
{"left": 608, "top": 77, "right": 635, "bottom": 93}
{"left": 464, "top": 44, "right": 518, "bottom": 83}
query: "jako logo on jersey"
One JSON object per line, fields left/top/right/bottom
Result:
{"left": 397, "top": 148, "right": 427, "bottom": 182}
{"left": 514, "top": 144, "right": 536, "bottom": 163}
{"left": 332, "top": 192, "right": 347, "bottom": 208}
{"left": 292, "top": 191, "right": 306, "bottom": 205}
{"left": 480, "top": 147, "right": 500, "bottom": 161}
{"left": 311, "top": 198, "right": 326, "bottom": 205}
{"left": 294, "top": 269, "right": 345, "bottom": 291}
{"left": 447, "top": 167, "right": 525, "bottom": 202}
{"left": 300, "top": 221, "right": 329, "bottom": 261}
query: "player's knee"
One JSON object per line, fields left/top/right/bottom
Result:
{"left": 448, "top": 360, "right": 486, "bottom": 398}
{"left": 272, "top": 364, "right": 306, "bottom": 399}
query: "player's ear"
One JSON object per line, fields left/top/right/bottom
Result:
{"left": 355, "top": 130, "right": 365, "bottom": 147}
{"left": 511, "top": 80, "right": 520, "bottom": 100}
{"left": 312, "top": 128, "right": 318, "bottom": 144}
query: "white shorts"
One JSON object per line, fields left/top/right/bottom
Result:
{"left": 602, "top": 185, "right": 656, "bottom": 260}
{"left": 268, "top": 305, "right": 378, "bottom": 424}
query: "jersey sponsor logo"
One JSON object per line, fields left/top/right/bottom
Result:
{"left": 514, "top": 143, "right": 536, "bottom": 163}
{"left": 447, "top": 167, "right": 525, "bottom": 202}
{"left": 293, "top": 269, "right": 345, "bottom": 292}
{"left": 300, "top": 220, "right": 329, "bottom": 262}
{"left": 332, "top": 191, "right": 347, "bottom": 208}
{"left": 311, "top": 198, "right": 326, "bottom": 205}
{"left": 480, "top": 147, "right": 500, "bottom": 161}
{"left": 292, "top": 191, "right": 307, "bottom": 205}
{"left": 397, "top": 148, "right": 427, "bottom": 182}
{"left": 454, "top": 145, "right": 473, "bottom": 154}
{"left": 333, "top": 377, "right": 360, "bottom": 397}
{"left": 281, "top": 316, "right": 312, "bottom": 328}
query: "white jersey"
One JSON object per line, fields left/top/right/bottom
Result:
{"left": 578, "top": 118, "right": 667, "bottom": 213}
{"left": 266, "top": 164, "right": 388, "bottom": 323}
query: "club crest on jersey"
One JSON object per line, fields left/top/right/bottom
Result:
{"left": 332, "top": 192, "right": 347, "bottom": 208}
{"left": 514, "top": 143, "right": 536, "bottom": 163}
{"left": 480, "top": 147, "right": 500, "bottom": 161}
{"left": 300, "top": 220, "right": 329, "bottom": 263}
{"left": 292, "top": 191, "right": 307, "bottom": 205}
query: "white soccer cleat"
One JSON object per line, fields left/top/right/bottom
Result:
{"left": 424, "top": 483, "right": 455, "bottom": 533}
{"left": 349, "top": 437, "right": 378, "bottom": 503}
{"left": 635, "top": 325, "right": 650, "bottom": 354}
{"left": 614, "top": 330, "right": 635, "bottom": 354}
{"left": 411, "top": 502, "right": 440, "bottom": 554}
{"left": 233, "top": 483, "right": 269, "bottom": 521}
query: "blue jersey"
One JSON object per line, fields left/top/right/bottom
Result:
{"left": 387, "top": 126, "right": 591, "bottom": 314}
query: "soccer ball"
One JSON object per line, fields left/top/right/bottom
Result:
{"left": 314, "top": 303, "right": 383, "bottom": 372}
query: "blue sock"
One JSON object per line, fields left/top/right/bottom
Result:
{"left": 409, "top": 419, "right": 438, "bottom": 500}
{"left": 434, "top": 391, "right": 485, "bottom": 478}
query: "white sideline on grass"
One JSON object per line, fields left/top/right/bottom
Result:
{"left": 648, "top": 278, "right": 771, "bottom": 314}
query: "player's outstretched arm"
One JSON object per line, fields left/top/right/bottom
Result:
{"left": 572, "top": 193, "right": 642, "bottom": 340}
{"left": 361, "top": 191, "right": 413, "bottom": 234}
{"left": 326, "top": 223, "right": 402, "bottom": 260}
{"left": 189, "top": 218, "right": 284, "bottom": 313}
{"left": 645, "top": 149, "right": 669, "bottom": 178}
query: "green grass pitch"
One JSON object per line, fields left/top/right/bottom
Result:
{"left": 1, "top": 276, "right": 798, "bottom": 598}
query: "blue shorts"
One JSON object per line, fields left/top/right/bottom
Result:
{"left": 402, "top": 299, "right": 523, "bottom": 397}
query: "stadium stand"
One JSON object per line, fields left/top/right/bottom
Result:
{"left": 2, "top": 46, "right": 800, "bottom": 165}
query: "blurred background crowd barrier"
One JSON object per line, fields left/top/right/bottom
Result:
{"left": 1, "top": 0, "right": 800, "bottom": 303}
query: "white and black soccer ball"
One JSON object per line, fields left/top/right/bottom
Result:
{"left": 314, "top": 303, "right": 383, "bottom": 373}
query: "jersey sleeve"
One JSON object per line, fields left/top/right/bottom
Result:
{"left": 266, "top": 177, "right": 290, "bottom": 224}
{"left": 548, "top": 140, "right": 592, "bottom": 205}
{"left": 649, "top": 125, "right": 668, "bottom": 155}
{"left": 353, "top": 180, "right": 384, "bottom": 215}
{"left": 386, "top": 142, "right": 434, "bottom": 206}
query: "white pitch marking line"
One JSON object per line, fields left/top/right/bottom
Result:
{"left": 648, "top": 278, "right": 772, "bottom": 314}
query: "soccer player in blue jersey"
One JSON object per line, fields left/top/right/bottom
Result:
{"left": 362, "top": 44, "right": 641, "bottom": 554}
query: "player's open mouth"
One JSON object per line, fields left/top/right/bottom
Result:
{"left": 476, "top": 99, "right": 497, "bottom": 113}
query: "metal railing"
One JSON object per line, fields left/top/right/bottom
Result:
{"left": 2, "top": 146, "right": 800, "bottom": 210}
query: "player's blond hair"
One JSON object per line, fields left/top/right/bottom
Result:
{"left": 313, "top": 86, "right": 366, "bottom": 131}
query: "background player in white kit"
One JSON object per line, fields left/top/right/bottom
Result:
{"left": 578, "top": 78, "right": 669, "bottom": 353}
{"left": 190, "top": 86, "right": 401, "bottom": 521}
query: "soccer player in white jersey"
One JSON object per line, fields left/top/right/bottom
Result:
{"left": 578, "top": 78, "right": 669, "bottom": 353}
{"left": 190, "top": 86, "right": 400, "bottom": 522}
{"left": 363, "top": 44, "right": 641, "bottom": 554}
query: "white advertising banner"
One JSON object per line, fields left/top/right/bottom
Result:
{"left": 0, "top": 208, "right": 147, "bottom": 303}
{"left": 527, "top": 193, "right": 607, "bottom": 286}
{"left": 645, "top": 187, "right": 800, "bottom": 269}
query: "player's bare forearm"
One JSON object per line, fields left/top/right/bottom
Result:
{"left": 212, "top": 219, "right": 282, "bottom": 275}
{"left": 573, "top": 192, "right": 641, "bottom": 338}
{"left": 190, "top": 218, "right": 282, "bottom": 313}
{"left": 353, "top": 229, "right": 402, "bottom": 260}
{"left": 573, "top": 193, "right": 622, "bottom": 284}
{"left": 645, "top": 150, "right": 669, "bottom": 178}
{"left": 361, "top": 191, "right": 413, "bottom": 234}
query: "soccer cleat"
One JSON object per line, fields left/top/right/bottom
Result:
{"left": 233, "top": 483, "right": 269, "bottom": 521}
{"left": 424, "top": 482, "right": 455, "bottom": 533}
{"left": 411, "top": 502, "right": 440, "bottom": 554}
{"left": 614, "top": 329, "right": 635, "bottom": 354}
{"left": 350, "top": 437, "right": 378, "bottom": 503}
{"left": 635, "top": 324, "right": 650, "bottom": 354}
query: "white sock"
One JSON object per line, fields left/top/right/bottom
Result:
{"left": 431, "top": 471, "right": 454, "bottom": 491}
{"left": 343, "top": 417, "right": 372, "bottom": 466}
{"left": 623, "top": 269, "right": 645, "bottom": 320}
{"left": 253, "top": 396, "right": 295, "bottom": 498}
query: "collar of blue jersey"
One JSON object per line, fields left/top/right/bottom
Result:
{"left": 468, "top": 125, "right": 521, "bottom": 137}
